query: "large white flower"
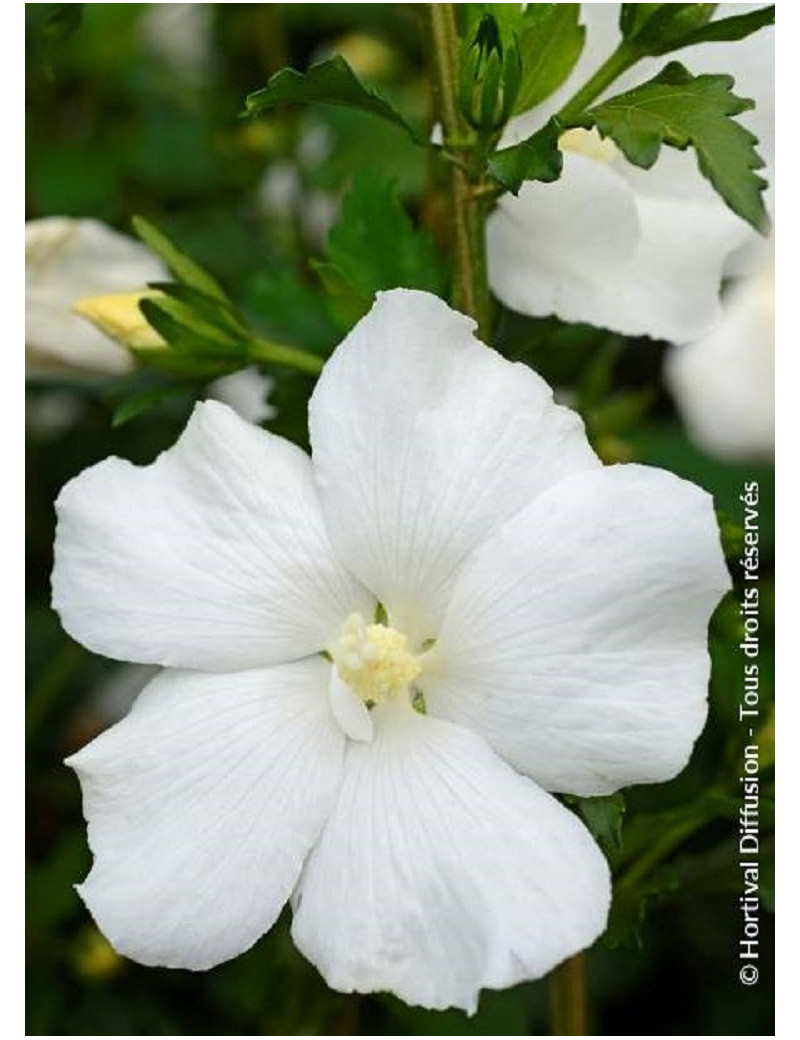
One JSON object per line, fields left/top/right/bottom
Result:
{"left": 25, "top": 218, "right": 167, "bottom": 376}
{"left": 666, "top": 244, "right": 774, "bottom": 460}
{"left": 54, "top": 290, "right": 730, "bottom": 1011}
{"left": 488, "top": 3, "right": 774, "bottom": 342}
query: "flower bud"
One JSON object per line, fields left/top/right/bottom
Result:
{"left": 74, "top": 291, "right": 166, "bottom": 352}
{"left": 458, "top": 15, "right": 521, "bottom": 133}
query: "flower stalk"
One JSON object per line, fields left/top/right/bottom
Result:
{"left": 557, "top": 43, "right": 639, "bottom": 123}
{"left": 549, "top": 953, "right": 588, "bottom": 1035}
{"left": 249, "top": 336, "right": 323, "bottom": 375}
{"left": 428, "top": 3, "right": 492, "bottom": 340}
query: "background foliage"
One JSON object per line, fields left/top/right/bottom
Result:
{"left": 26, "top": 4, "right": 774, "bottom": 1034}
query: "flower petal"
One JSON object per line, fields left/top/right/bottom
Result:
{"left": 488, "top": 158, "right": 749, "bottom": 342}
{"left": 309, "top": 289, "right": 598, "bottom": 645}
{"left": 52, "top": 401, "right": 373, "bottom": 670}
{"left": 291, "top": 703, "right": 609, "bottom": 1012}
{"left": 489, "top": 152, "right": 640, "bottom": 275}
{"left": 424, "top": 464, "right": 731, "bottom": 796}
{"left": 67, "top": 657, "right": 344, "bottom": 970}
{"left": 328, "top": 667, "right": 374, "bottom": 742}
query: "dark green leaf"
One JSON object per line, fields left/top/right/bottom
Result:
{"left": 567, "top": 793, "right": 626, "bottom": 854}
{"left": 112, "top": 384, "right": 189, "bottom": 427}
{"left": 244, "top": 57, "right": 424, "bottom": 144}
{"left": 487, "top": 117, "right": 563, "bottom": 193}
{"left": 514, "top": 4, "right": 586, "bottom": 112}
{"left": 578, "top": 62, "right": 769, "bottom": 232}
{"left": 243, "top": 268, "right": 340, "bottom": 356}
{"left": 314, "top": 171, "right": 446, "bottom": 327}
{"left": 665, "top": 4, "right": 774, "bottom": 50}
{"left": 148, "top": 281, "right": 248, "bottom": 339}
{"left": 132, "top": 216, "right": 229, "bottom": 303}
{"left": 620, "top": 4, "right": 717, "bottom": 51}
{"left": 139, "top": 297, "right": 247, "bottom": 360}
{"left": 130, "top": 349, "right": 240, "bottom": 380}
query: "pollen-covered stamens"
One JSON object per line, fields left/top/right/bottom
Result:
{"left": 328, "top": 613, "right": 421, "bottom": 705}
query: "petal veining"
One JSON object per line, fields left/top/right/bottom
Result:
{"left": 52, "top": 401, "right": 373, "bottom": 670}
{"left": 68, "top": 658, "right": 344, "bottom": 970}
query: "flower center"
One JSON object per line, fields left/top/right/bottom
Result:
{"left": 328, "top": 613, "right": 421, "bottom": 706}
{"left": 558, "top": 127, "right": 619, "bottom": 165}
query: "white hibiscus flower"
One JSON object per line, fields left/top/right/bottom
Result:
{"left": 488, "top": 3, "right": 774, "bottom": 342}
{"left": 54, "top": 290, "right": 730, "bottom": 1012}
{"left": 666, "top": 244, "right": 774, "bottom": 460}
{"left": 25, "top": 218, "right": 167, "bottom": 377}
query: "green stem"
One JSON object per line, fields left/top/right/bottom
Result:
{"left": 428, "top": 3, "right": 491, "bottom": 338}
{"left": 549, "top": 953, "right": 587, "bottom": 1035}
{"left": 249, "top": 337, "right": 324, "bottom": 375}
{"left": 557, "top": 42, "right": 640, "bottom": 123}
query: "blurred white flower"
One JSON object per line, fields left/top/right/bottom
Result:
{"left": 26, "top": 218, "right": 166, "bottom": 377}
{"left": 207, "top": 367, "right": 274, "bottom": 425}
{"left": 488, "top": 4, "right": 774, "bottom": 341}
{"left": 666, "top": 246, "right": 774, "bottom": 460}
{"left": 54, "top": 290, "right": 729, "bottom": 1011}
{"left": 140, "top": 3, "right": 213, "bottom": 86}
{"left": 256, "top": 155, "right": 339, "bottom": 249}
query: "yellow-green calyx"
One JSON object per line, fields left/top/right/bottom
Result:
{"left": 328, "top": 613, "right": 422, "bottom": 706}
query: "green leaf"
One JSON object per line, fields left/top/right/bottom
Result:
{"left": 514, "top": 4, "right": 586, "bottom": 112}
{"left": 579, "top": 62, "right": 769, "bottom": 232}
{"left": 665, "top": 4, "right": 774, "bottom": 50}
{"left": 132, "top": 216, "right": 229, "bottom": 303}
{"left": 566, "top": 793, "right": 626, "bottom": 855}
{"left": 487, "top": 117, "right": 563, "bottom": 193}
{"left": 620, "top": 3, "right": 773, "bottom": 55}
{"left": 148, "top": 281, "right": 248, "bottom": 339}
{"left": 111, "top": 384, "right": 189, "bottom": 427}
{"left": 620, "top": 4, "right": 717, "bottom": 52}
{"left": 243, "top": 268, "right": 340, "bottom": 356}
{"left": 244, "top": 57, "right": 424, "bottom": 144}
{"left": 314, "top": 171, "right": 447, "bottom": 327}
{"left": 716, "top": 509, "right": 745, "bottom": 559}
{"left": 130, "top": 349, "right": 239, "bottom": 380}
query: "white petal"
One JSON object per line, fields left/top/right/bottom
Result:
{"left": 490, "top": 152, "right": 640, "bottom": 273}
{"left": 489, "top": 165, "right": 750, "bottom": 342}
{"left": 26, "top": 218, "right": 166, "bottom": 377}
{"left": 68, "top": 657, "right": 343, "bottom": 970}
{"left": 424, "top": 464, "right": 731, "bottom": 796}
{"left": 666, "top": 254, "right": 774, "bottom": 460}
{"left": 52, "top": 401, "right": 373, "bottom": 670}
{"left": 328, "top": 668, "right": 374, "bottom": 742}
{"left": 291, "top": 703, "right": 609, "bottom": 1012}
{"left": 309, "top": 289, "right": 598, "bottom": 645}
